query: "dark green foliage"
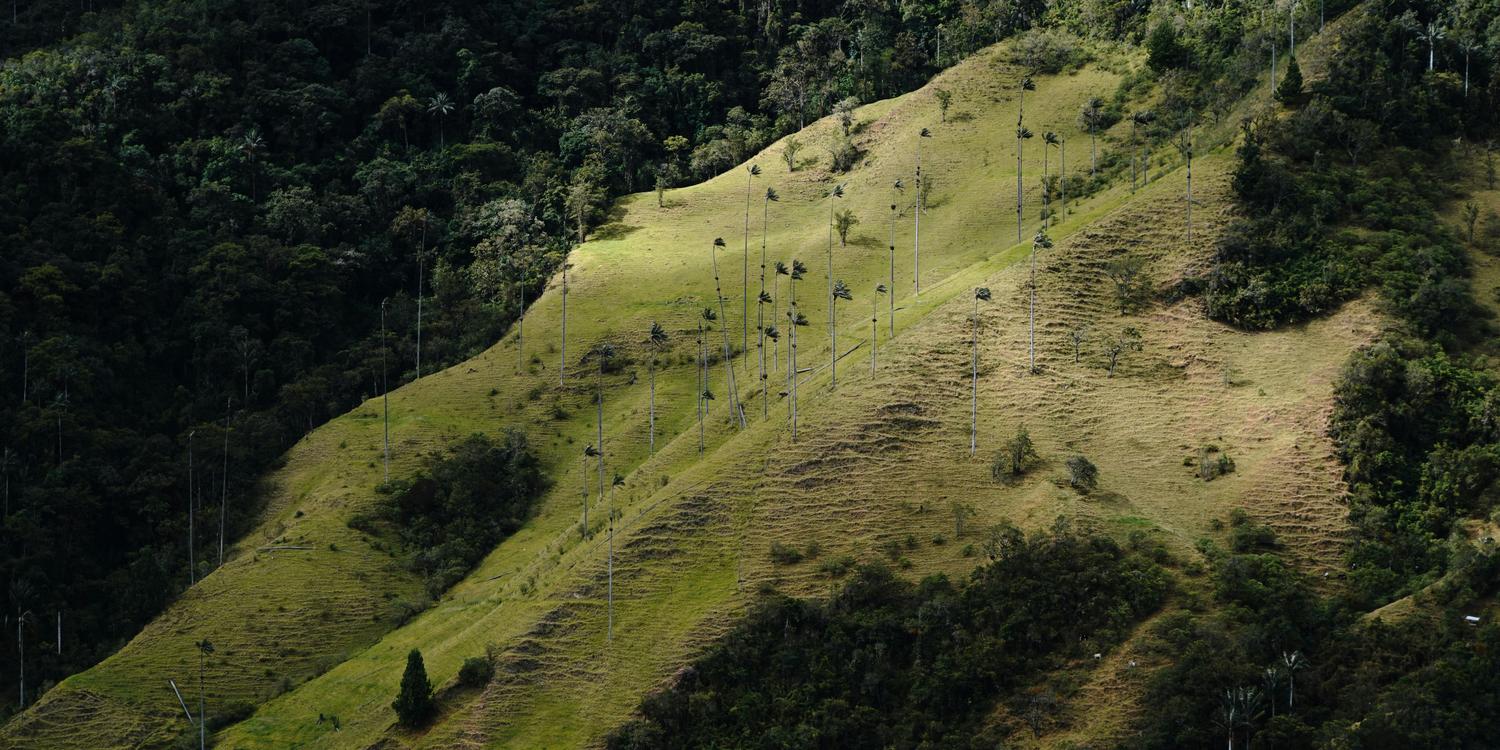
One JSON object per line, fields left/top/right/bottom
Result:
{"left": 375, "top": 431, "right": 546, "bottom": 597}
{"left": 1275, "top": 56, "right": 1305, "bottom": 104}
{"left": 1066, "top": 455, "right": 1098, "bottom": 493}
{"left": 392, "top": 648, "right": 434, "bottom": 728}
{"left": 607, "top": 523, "right": 1168, "bottom": 749}
{"left": 992, "top": 425, "right": 1039, "bottom": 481}
{"left": 458, "top": 654, "right": 495, "bottom": 688}
{"left": 1145, "top": 21, "right": 1188, "bottom": 73}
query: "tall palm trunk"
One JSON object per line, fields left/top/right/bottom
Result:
{"left": 607, "top": 483, "right": 614, "bottom": 641}
{"left": 826, "top": 198, "right": 837, "bottom": 389}
{"left": 789, "top": 305, "right": 799, "bottom": 441}
{"left": 1016, "top": 122, "right": 1025, "bottom": 243}
{"left": 758, "top": 195, "right": 771, "bottom": 418}
{"left": 580, "top": 454, "right": 589, "bottom": 537}
{"left": 1061, "top": 138, "right": 1067, "bottom": 216}
{"left": 887, "top": 203, "right": 896, "bottom": 336}
{"left": 971, "top": 296, "right": 979, "bottom": 455}
{"left": 596, "top": 360, "right": 605, "bottom": 515}
{"left": 772, "top": 274, "right": 781, "bottom": 372}
{"left": 559, "top": 264, "right": 568, "bottom": 386}
{"left": 914, "top": 139, "right": 923, "bottom": 295}
{"left": 648, "top": 356, "right": 656, "bottom": 454}
{"left": 697, "top": 323, "right": 706, "bottom": 453}
{"left": 742, "top": 171, "right": 754, "bottom": 359}
{"left": 711, "top": 242, "right": 747, "bottom": 428}
{"left": 871, "top": 296, "right": 878, "bottom": 374}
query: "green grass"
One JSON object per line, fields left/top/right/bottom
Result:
{"left": 4, "top": 35, "right": 1377, "bottom": 750}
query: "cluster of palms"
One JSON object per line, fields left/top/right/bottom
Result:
{"left": 1213, "top": 650, "right": 1307, "bottom": 750}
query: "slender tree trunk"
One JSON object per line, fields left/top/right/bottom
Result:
{"left": 914, "top": 140, "right": 923, "bottom": 295}
{"left": 827, "top": 199, "right": 837, "bottom": 390}
{"left": 970, "top": 297, "right": 979, "bottom": 456}
{"left": 1029, "top": 246, "right": 1037, "bottom": 372}
{"left": 648, "top": 359, "right": 656, "bottom": 455}
{"left": 711, "top": 244, "right": 746, "bottom": 428}
{"left": 581, "top": 456, "right": 589, "bottom": 537}
{"left": 596, "top": 361, "right": 604, "bottom": 547}
{"left": 1186, "top": 141, "right": 1194, "bottom": 242}
{"left": 1017, "top": 127, "right": 1024, "bottom": 243}
{"left": 742, "top": 174, "right": 753, "bottom": 360}
{"left": 870, "top": 297, "right": 877, "bottom": 375}
{"left": 697, "top": 324, "right": 705, "bottom": 453}
{"left": 772, "top": 275, "right": 780, "bottom": 373}
{"left": 1043, "top": 143, "right": 1050, "bottom": 228}
{"left": 607, "top": 484, "right": 614, "bottom": 641}
{"left": 219, "top": 397, "right": 229, "bottom": 566}
{"left": 560, "top": 265, "right": 568, "bottom": 386}
{"left": 789, "top": 306, "right": 799, "bottom": 441}
{"left": 759, "top": 197, "right": 769, "bottom": 418}
{"left": 888, "top": 207, "right": 896, "bottom": 336}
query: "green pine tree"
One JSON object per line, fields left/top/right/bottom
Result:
{"left": 393, "top": 648, "right": 434, "bottom": 728}
{"left": 1276, "top": 56, "right": 1305, "bottom": 104}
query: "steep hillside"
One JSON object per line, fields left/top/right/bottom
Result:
{"left": 2, "top": 36, "right": 1378, "bottom": 750}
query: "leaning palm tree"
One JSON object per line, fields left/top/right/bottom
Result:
{"left": 914, "top": 129, "right": 931, "bottom": 295}
{"left": 1029, "top": 230, "right": 1053, "bottom": 373}
{"left": 830, "top": 279, "right": 852, "bottom": 389}
{"left": 427, "top": 92, "right": 454, "bottom": 148}
{"left": 608, "top": 472, "right": 624, "bottom": 641}
{"left": 758, "top": 186, "right": 778, "bottom": 415}
{"left": 647, "top": 322, "right": 668, "bottom": 454}
{"left": 1018, "top": 75, "right": 1036, "bottom": 121}
{"left": 888, "top": 180, "right": 903, "bottom": 334}
{"left": 709, "top": 238, "right": 747, "bottom": 428}
{"left": 1042, "top": 131, "right": 1060, "bottom": 227}
{"left": 871, "top": 284, "right": 887, "bottom": 374}
{"left": 741, "top": 164, "right": 761, "bottom": 356}
{"left": 971, "top": 287, "right": 992, "bottom": 456}
{"left": 1016, "top": 122, "right": 1034, "bottom": 243}
{"left": 824, "top": 184, "right": 845, "bottom": 389}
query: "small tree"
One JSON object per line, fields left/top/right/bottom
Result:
{"left": 835, "top": 97, "right": 859, "bottom": 137}
{"left": 1275, "top": 56, "right": 1304, "bottom": 104}
{"left": 393, "top": 648, "right": 434, "bottom": 728}
{"left": 1066, "top": 455, "right": 1098, "bottom": 493}
{"left": 1464, "top": 202, "right": 1479, "bottom": 243}
{"left": 1104, "top": 327, "right": 1142, "bottom": 377}
{"left": 782, "top": 136, "right": 803, "bottom": 172}
{"left": 993, "top": 425, "right": 1039, "bottom": 480}
{"left": 934, "top": 88, "right": 952, "bottom": 122}
{"left": 1069, "top": 324, "right": 1088, "bottom": 363}
{"left": 834, "top": 208, "right": 859, "bottom": 247}
{"left": 1104, "top": 255, "right": 1151, "bottom": 314}
{"left": 950, "top": 500, "right": 976, "bottom": 537}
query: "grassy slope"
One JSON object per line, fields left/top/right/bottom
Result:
{"left": 3, "top": 32, "right": 1375, "bottom": 749}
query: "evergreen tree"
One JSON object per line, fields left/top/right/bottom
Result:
{"left": 393, "top": 648, "right": 434, "bottom": 728}
{"left": 1276, "top": 57, "right": 1304, "bottom": 104}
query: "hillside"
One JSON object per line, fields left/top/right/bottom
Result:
{"left": 0, "top": 32, "right": 1390, "bottom": 750}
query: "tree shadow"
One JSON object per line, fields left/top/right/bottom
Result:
{"left": 591, "top": 203, "right": 640, "bottom": 241}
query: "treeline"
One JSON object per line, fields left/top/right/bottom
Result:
{"left": 0, "top": 0, "right": 1146, "bottom": 712}
{"left": 607, "top": 522, "right": 1170, "bottom": 748}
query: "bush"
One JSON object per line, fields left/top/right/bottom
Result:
{"left": 1011, "top": 28, "right": 1091, "bottom": 74}
{"left": 992, "top": 425, "right": 1040, "bottom": 481}
{"left": 1066, "top": 455, "right": 1099, "bottom": 493}
{"left": 769, "top": 542, "right": 803, "bottom": 565}
{"left": 458, "top": 654, "right": 496, "bottom": 688}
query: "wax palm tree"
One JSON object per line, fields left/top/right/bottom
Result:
{"left": 608, "top": 472, "right": 624, "bottom": 641}
{"left": 1419, "top": 20, "right": 1444, "bottom": 71}
{"left": 741, "top": 164, "right": 761, "bottom": 356}
{"left": 1263, "top": 666, "right": 1283, "bottom": 718}
{"left": 871, "top": 284, "right": 887, "bottom": 374}
{"left": 1130, "top": 110, "right": 1154, "bottom": 191}
{"left": 239, "top": 128, "right": 265, "bottom": 201}
{"left": 583, "top": 444, "right": 599, "bottom": 535}
{"left": 787, "top": 306, "right": 809, "bottom": 440}
{"left": 1081, "top": 97, "right": 1104, "bottom": 175}
{"left": 1029, "top": 230, "right": 1053, "bottom": 373}
{"left": 1176, "top": 128, "right": 1198, "bottom": 241}
{"left": 1018, "top": 75, "right": 1036, "bottom": 121}
{"left": 1016, "top": 122, "right": 1033, "bottom": 243}
{"left": 709, "top": 238, "right": 746, "bottom": 428}
{"left": 914, "top": 129, "right": 931, "bottom": 295}
{"left": 196, "top": 638, "right": 215, "bottom": 750}
{"left": 825, "top": 184, "right": 845, "bottom": 389}
{"left": 772, "top": 260, "right": 789, "bottom": 370}
{"left": 427, "top": 92, "right": 454, "bottom": 147}
{"left": 758, "top": 186, "right": 778, "bottom": 412}
{"left": 789, "top": 259, "right": 807, "bottom": 305}
{"left": 1042, "top": 131, "right": 1060, "bottom": 226}
{"left": 971, "top": 287, "right": 992, "bottom": 456}
{"left": 593, "top": 343, "right": 614, "bottom": 510}
{"left": 1281, "top": 650, "right": 1307, "bottom": 710}
{"left": 888, "top": 179, "right": 903, "bottom": 333}
{"left": 647, "top": 322, "right": 668, "bottom": 454}
{"left": 559, "top": 262, "right": 573, "bottom": 385}
{"left": 830, "top": 279, "right": 852, "bottom": 389}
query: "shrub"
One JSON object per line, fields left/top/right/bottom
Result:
{"left": 992, "top": 425, "right": 1040, "bottom": 481}
{"left": 458, "top": 655, "right": 496, "bottom": 688}
{"left": 769, "top": 541, "right": 803, "bottom": 565}
{"left": 1066, "top": 455, "right": 1099, "bottom": 493}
